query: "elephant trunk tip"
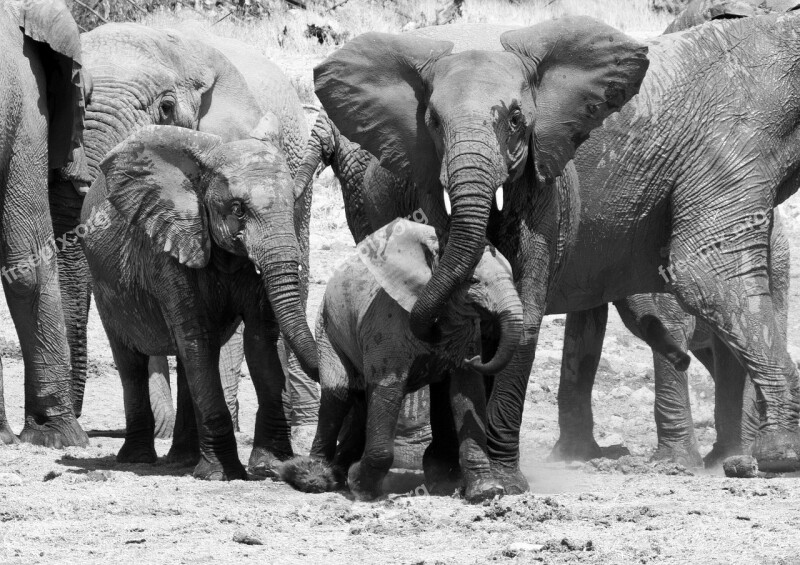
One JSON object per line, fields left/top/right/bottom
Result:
{"left": 278, "top": 456, "right": 341, "bottom": 493}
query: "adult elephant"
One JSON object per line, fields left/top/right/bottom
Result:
{"left": 552, "top": 0, "right": 800, "bottom": 469}
{"left": 52, "top": 23, "right": 316, "bottom": 446}
{"left": 0, "top": 0, "right": 90, "bottom": 448}
{"left": 310, "top": 12, "right": 800, "bottom": 487}
{"left": 310, "top": 17, "right": 650, "bottom": 492}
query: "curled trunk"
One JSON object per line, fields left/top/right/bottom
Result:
{"left": 468, "top": 288, "right": 524, "bottom": 375}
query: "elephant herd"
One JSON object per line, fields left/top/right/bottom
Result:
{"left": 2, "top": 0, "right": 800, "bottom": 504}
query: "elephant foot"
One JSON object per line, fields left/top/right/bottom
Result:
{"left": 547, "top": 435, "right": 602, "bottom": 463}
{"left": 422, "top": 448, "right": 462, "bottom": 496}
{"left": 166, "top": 438, "right": 200, "bottom": 466}
{"left": 490, "top": 460, "right": 529, "bottom": 495}
{"left": 347, "top": 460, "right": 386, "bottom": 501}
{"left": 463, "top": 473, "right": 504, "bottom": 503}
{"left": 247, "top": 446, "right": 292, "bottom": 479}
{"left": 0, "top": 421, "right": 18, "bottom": 445}
{"left": 193, "top": 453, "right": 247, "bottom": 481}
{"left": 703, "top": 442, "right": 743, "bottom": 469}
{"left": 751, "top": 429, "right": 800, "bottom": 473}
{"left": 117, "top": 439, "right": 157, "bottom": 464}
{"left": 651, "top": 443, "right": 703, "bottom": 468}
{"left": 19, "top": 414, "right": 89, "bottom": 449}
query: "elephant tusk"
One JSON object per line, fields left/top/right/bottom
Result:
{"left": 495, "top": 185, "right": 504, "bottom": 212}
{"left": 254, "top": 264, "right": 262, "bottom": 275}
{"left": 443, "top": 189, "right": 452, "bottom": 216}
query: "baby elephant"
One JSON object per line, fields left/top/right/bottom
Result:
{"left": 81, "top": 125, "right": 317, "bottom": 480}
{"left": 281, "top": 219, "right": 522, "bottom": 502}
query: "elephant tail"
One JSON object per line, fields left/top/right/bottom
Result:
{"left": 278, "top": 456, "right": 342, "bottom": 493}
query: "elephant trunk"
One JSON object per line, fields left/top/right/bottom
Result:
{"left": 251, "top": 231, "right": 318, "bottom": 381}
{"left": 468, "top": 287, "right": 524, "bottom": 375}
{"left": 293, "top": 113, "right": 336, "bottom": 202}
{"left": 410, "top": 127, "right": 505, "bottom": 342}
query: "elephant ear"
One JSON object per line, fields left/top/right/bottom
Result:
{"left": 501, "top": 16, "right": 649, "bottom": 182}
{"left": 314, "top": 32, "right": 454, "bottom": 189}
{"left": 100, "top": 125, "right": 223, "bottom": 268}
{"left": 357, "top": 219, "right": 440, "bottom": 313}
{"left": 3, "top": 0, "right": 85, "bottom": 170}
{"left": 187, "top": 37, "right": 263, "bottom": 142}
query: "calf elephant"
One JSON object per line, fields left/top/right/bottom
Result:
{"left": 552, "top": 0, "right": 800, "bottom": 469}
{"left": 282, "top": 219, "right": 522, "bottom": 502}
{"left": 81, "top": 125, "right": 318, "bottom": 479}
{"left": 0, "top": 0, "right": 89, "bottom": 447}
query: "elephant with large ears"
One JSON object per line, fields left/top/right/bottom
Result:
{"left": 552, "top": 0, "right": 800, "bottom": 469}
{"left": 56, "top": 23, "right": 315, "bottom": 446}
{"left": 81, "top": 125, "right": 317, "bottom": 479}
{"left": 311, "top": 17, "right": 650, "bottom": 492}
{"left": 280, "top": 219, "right": 522, "bottom": 502}
{"left": 0, "top": 0, "right": 90, "bottom": 448}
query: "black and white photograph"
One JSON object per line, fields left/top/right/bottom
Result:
{"left": 1, "top": 0, "right": 800, "bottom": 562}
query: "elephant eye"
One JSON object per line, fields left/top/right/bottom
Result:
{"left": 509, "top": 111, "right": 523, "bottom": 130}
{"left": 230, "top": 201, "right": 245, "bottom": 218}
{"left": 158, "top": 98, "right": 175, "bottom": 122}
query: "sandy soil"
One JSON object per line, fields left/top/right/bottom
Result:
{"left": 4, "top": 69, "right": 800, "bottom": 565}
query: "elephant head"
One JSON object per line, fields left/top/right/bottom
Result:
{"left": 98, "top": 125, "right": 318, "bottom": 377}
{"left": 357, "top": 219, "right": 523, "bottom": 375}
{"left": 315, "top": 16, "right": 649, "bottom": 341}
{"left": 664, "top": 0, "right": 800, "bottom": 33}
{"left": 80, "top": 23, "right": 263, "bottom": 181}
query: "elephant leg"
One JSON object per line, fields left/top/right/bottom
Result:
{"left": 242, "top": 318, "right": 293, "bottom": 478}
{"left": 333, "top": 391, "right": 367, "bottom": 471}
{"left": 645, "top": 296, "right": 702, "bottom": 467}
{"left": 673, "top": 251, "right": 800, "bottom": 472}
{"left": 108, "top": 336, "right": 156, "bottom": 464}
{"left": 423, "top": 376, "right": 461, "bottom": 494}
{"left": 486, "top": 271, "right": 543, "bottom": 495}
{"left": 165, "top": 360, "right": 200, "bottom": 466}
{"left": 740, "top": 375, "right": 760, "bottom": 454}
{"left": 450, "top": 367, "right": 503, "bottom": 503}
{"left": 2, "top": 163, "right": 87, "bottom": 448}
{"left": 550, "top": 305, "right": 607, "bottom": 462}
{"left": 347, "top": 381, "right": 405, "bottom": 501}
{"left": 278, "top": 336, "right": 320, "bottom": 432}
{"left": 309, "top": 327, "right": 353, "bottom": 468}
{"left": 219, "top": 324, "right": 244, "bottom": 433}
{"left": 49, "top": 179, "right": 91, "bottom": 419}
{"left": 0, "top": 359, "right": 18, "bottom": 444}
{"left": 393, "top": 387, "right": 432, "bottom": 470}
{"left": 175, "top": 340, "right": 244, "bottom": 481}
{"left": 148, "top": 356, "right": 174, "bottom": 440}
{"left": 703, "top": 336, "right": 747, "bottom": 467}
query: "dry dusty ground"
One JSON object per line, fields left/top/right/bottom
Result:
{"left": 5, "top": 10, "right": 800, "bottom": 564}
